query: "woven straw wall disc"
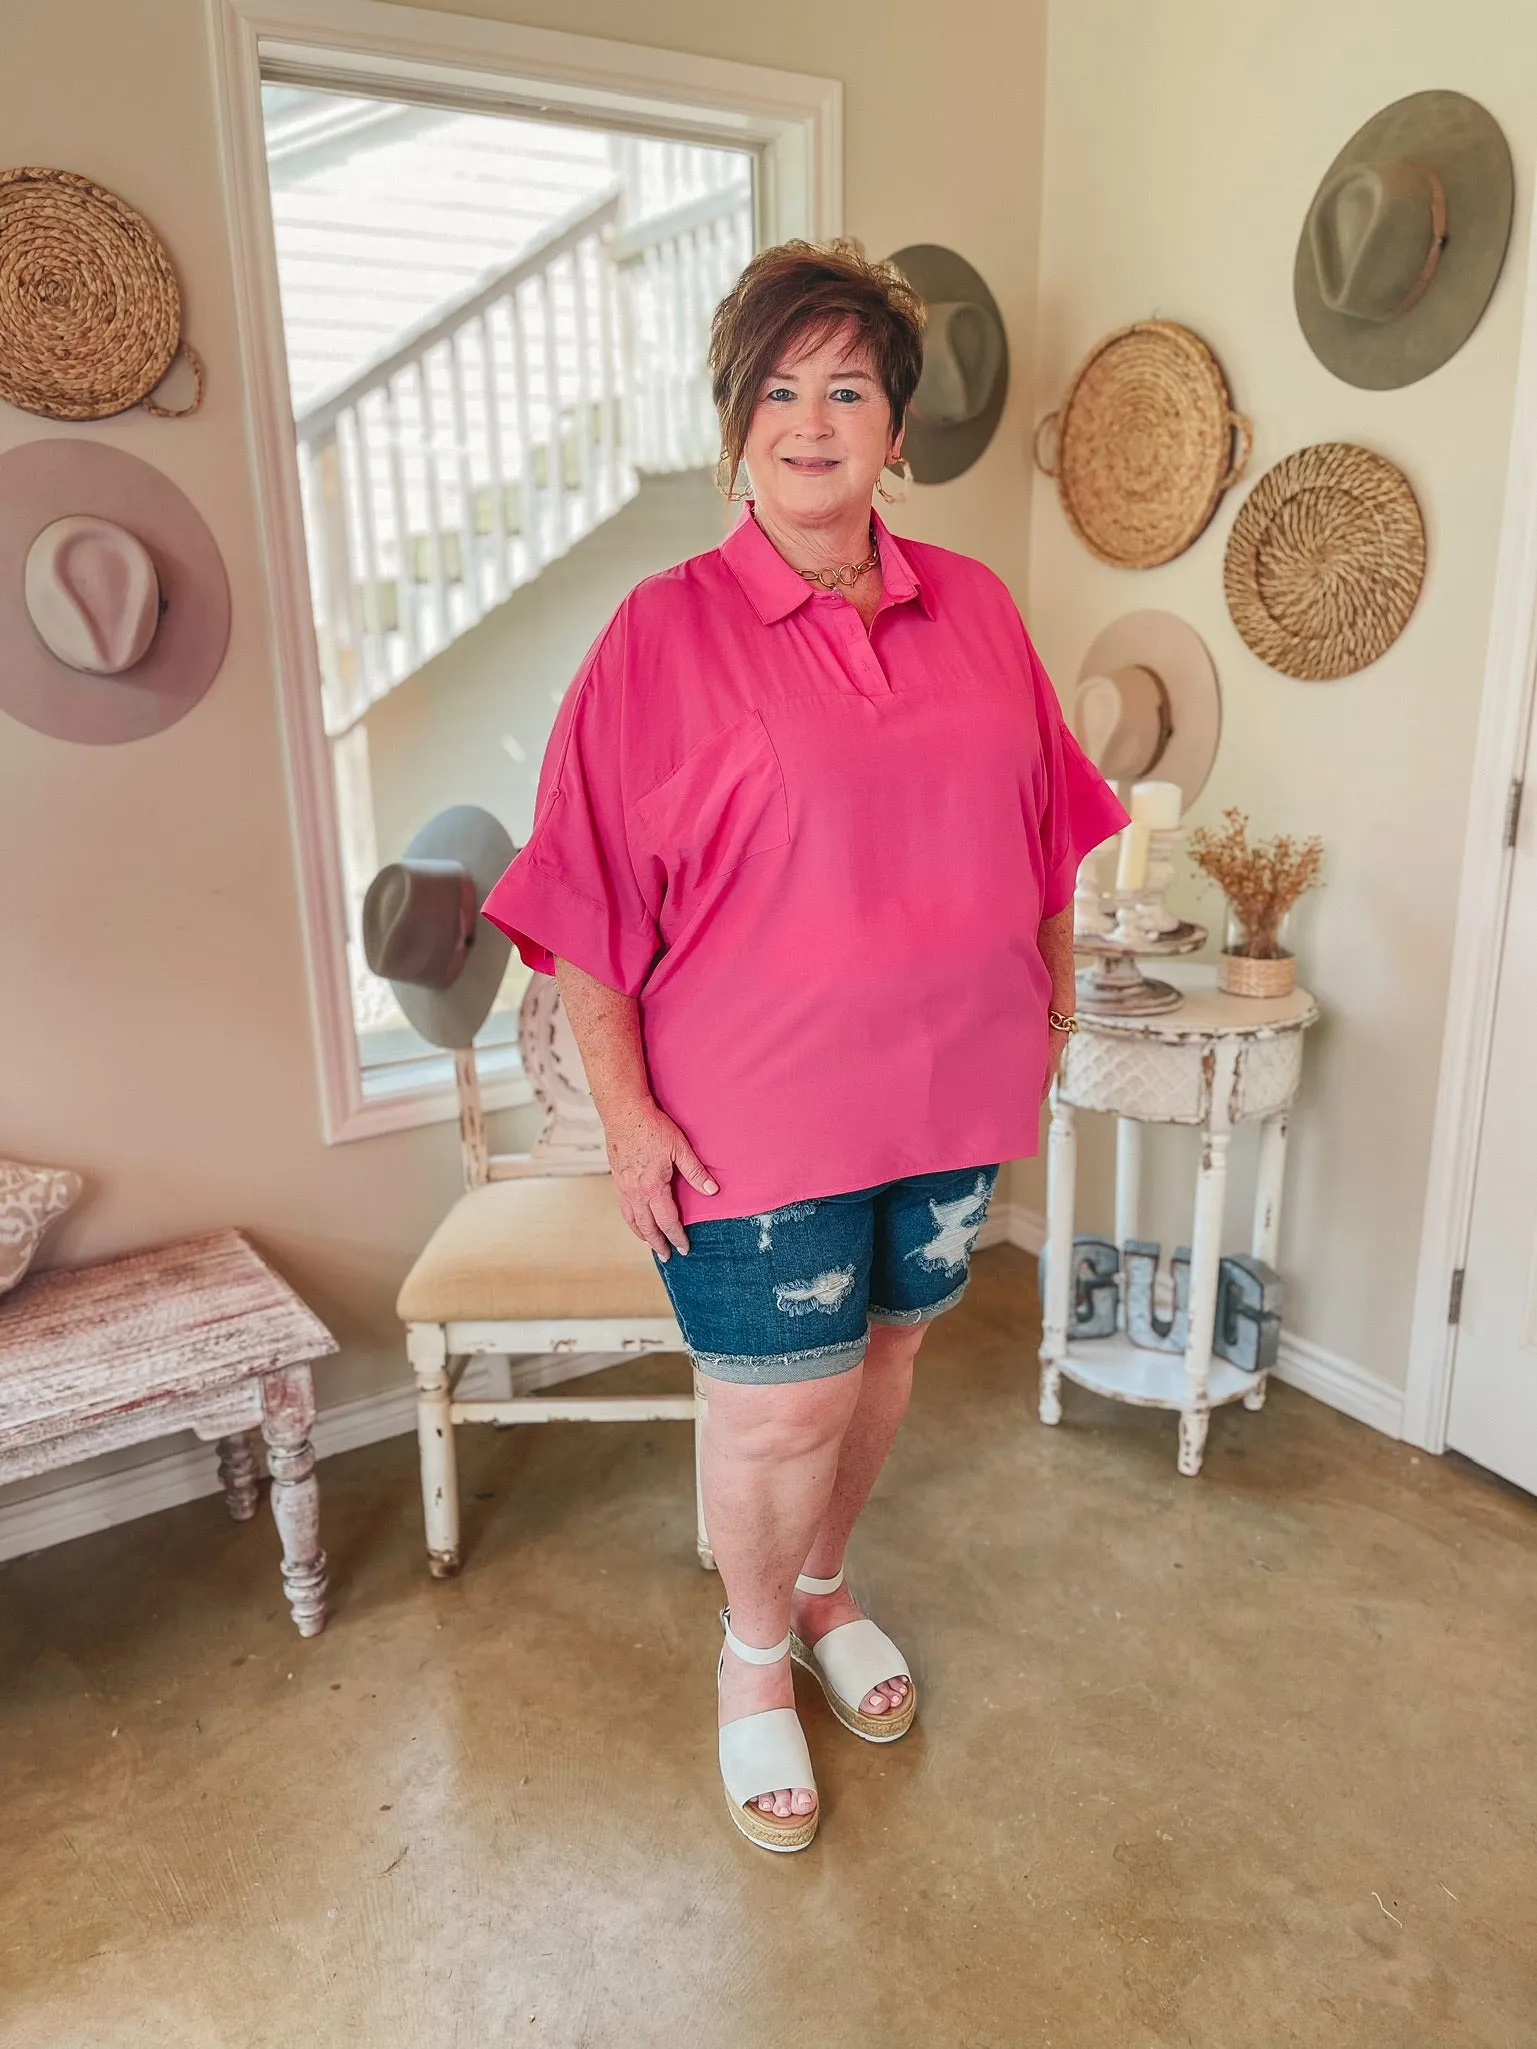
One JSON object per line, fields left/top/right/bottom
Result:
{"left": 1223, "top": 443, "right": 1426, "bottom": 681}
{"left": 1039, "top": 321, "right": 1251, "bottom": 568}
{"left": 0, "top": 167, "right": 185, "bottom": 421}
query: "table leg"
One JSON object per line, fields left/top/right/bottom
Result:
{"left": 1252, "top": 1112, "right": 1289, "bottom": 1265}
{"left": 216, "top": 1431, "right": 260, "bottom": 1521}
{"left": 1178, "top": 1118, "right": 1232, "bottom": 1479}
{"left": 1114, "top": 1115, "right": 1142, "bottom": 1254}
{"left": 260, "top": 1365, "right": 328, "bottom": 1637}
{"left": 1039, "top": 1091, "right": 1077, "bottom": 1426}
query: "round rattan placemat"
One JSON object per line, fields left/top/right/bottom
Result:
{"left": 0, "top": 166, "right": 202, "bottom": 421}
{"left": 1035, "top": 321, "right": 1250, "bottom": 568}
{"left": 1223, "top": 443, "right": 1425, "bottom": 680}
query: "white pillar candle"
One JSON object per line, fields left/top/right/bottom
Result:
{"left": 1114, "top": 821, "right": 1150, "bottom": 892}
{"left": 1129, "top": 779, "right": 1183, "bottom": 830}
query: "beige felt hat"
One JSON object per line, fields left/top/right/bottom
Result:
{"left": 0, "top": 438, "right": 230, "bottom": 745}
{"left": 1071, "top": 611, "right": 1221, "bottom": 812}
{"left": 886, "top": 244, "right": 1008, "bottom": 484}
{"left": 363, "top": 806, "right": 515, "bottom": 1050}
{"left": 1294, "top": 91, "right": 1513, "bottom": 390}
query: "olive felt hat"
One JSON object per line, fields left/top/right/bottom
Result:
{"left": 1294, "top": 90, "right": 1513, "bottom": 390}
{"left": 886, "top": 244, "right": 1009, "bottom": 483}
{"left": 362, "top": 806, "right": 515, "bottom": 1050}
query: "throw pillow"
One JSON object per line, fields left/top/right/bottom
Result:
{"left": 0, "top": 1160, "right": 84, "bottom": 1296}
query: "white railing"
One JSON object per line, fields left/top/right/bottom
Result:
{"left": 294, "top": 179, "right": 751, "bottom": 741}
{"left": 295, "top": 193, "right": 627, "bottom": 738}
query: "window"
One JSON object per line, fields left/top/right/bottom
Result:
{"left": 261, "top": 88, "right": 753, "bottom": 1102}
{"left": 211, "top": 1, "right": 839, "bottom": 1138}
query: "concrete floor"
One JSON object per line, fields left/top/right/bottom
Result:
{"left": 2, "top": 1246, "right": 1533, "bottom": 2048}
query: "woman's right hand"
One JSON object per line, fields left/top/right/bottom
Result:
{"left": 603, "top": 1093, "right": 718, "bottom": 1260}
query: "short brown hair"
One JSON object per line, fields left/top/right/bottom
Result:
{"left": 708, "top": 239, "right": 925, "bottom": 485}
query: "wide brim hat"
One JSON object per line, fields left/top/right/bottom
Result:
{"left": 0, "top": 438, "right": 230, "bottom": 744}
{"left": 1073, "top": 610, "right": 1221, "bottom": 812}
{"left": 1294, "top": 91, "right": 1514, "bottom": 390}
{"left": 887, "top": 244, "right": 1008, "bottom": 484}
{"left": 367, "top": 806, "right": 515, "bottom": 1050}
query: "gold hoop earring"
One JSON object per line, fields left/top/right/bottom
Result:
{"left": 876, "top": 456, "right": 913, "bottom": 505}
{"left": 715, "top": 450, "right": 749, "bottom": 502}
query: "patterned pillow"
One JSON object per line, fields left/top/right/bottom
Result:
{"left": 0, "top": 1160, "right": 84, "bottom": 1296}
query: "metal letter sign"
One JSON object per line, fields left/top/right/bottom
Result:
{"left": 1123, "top": 1239, "right": 1191, "bottom": 1353}
{"left": 1213, "top": 1255, "right": 1283, "bottom": 1372}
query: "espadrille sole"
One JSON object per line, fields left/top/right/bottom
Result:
{"left": 790, "top": 1632, "right": 918, "bottom": 1744}
{"left": 726, "top": 1791, "right": 818, "bottom": 1852}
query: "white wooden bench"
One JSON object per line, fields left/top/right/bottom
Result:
{"left": 0, "top": 1228, "right": 338, "bottom": 1636}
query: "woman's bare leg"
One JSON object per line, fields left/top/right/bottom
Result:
{"left": 702, "top": 1364, "right": 865, "bottom": 1819}
{"left": 792, "top": 1320, "right": 928, "bottom": 1715}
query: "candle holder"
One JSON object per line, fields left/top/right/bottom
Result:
{"left": 1074, "top": 827, "right": 1206, "bottom": 1016}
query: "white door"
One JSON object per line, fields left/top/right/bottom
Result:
{"left": 1448, "top": 716, "right": 1537, "bottom": 1493}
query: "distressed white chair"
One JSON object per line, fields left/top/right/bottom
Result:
{"left": 397, "top": 977, "right": 709, "bottom": 1578}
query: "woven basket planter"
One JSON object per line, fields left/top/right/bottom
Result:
{"left": 0, "top": 166, "right": 202, "bottom": 420}
{"left": 1223, "top": 443, "right": 1424, "bottom": 680}
{"left": 1218, "top": 950, "right": 1297, "bottom": 999}
{"left": 1035, "top": 321, "right": 1251, "bottom": 568}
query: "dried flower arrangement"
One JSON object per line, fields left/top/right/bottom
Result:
{"left": 1186, "top": 808, "right": 1323, "bottom": 960}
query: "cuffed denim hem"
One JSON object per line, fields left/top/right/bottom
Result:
{"left": 690, "top": 1333, "right": 869, "bottom": 1386}
{"left": 867, "top": 1278, "right": 970, "bottom": 1327}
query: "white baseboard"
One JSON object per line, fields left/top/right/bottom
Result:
{"left": 2, "top": 1213, "right": 1405, "bottom": 1565}
{"left": 991, "top": 1206, "right": 1405, "bottom": 1439}
{"left": 1271, "top": 1330, "right": 1405, "bottom": 1439}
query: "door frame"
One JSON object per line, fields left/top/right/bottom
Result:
{"left": 1405, "top": 191, "right": 1537, "bottom": 1452}
{"left": 206, "top": 0, "right": 841, "bottom": 1143}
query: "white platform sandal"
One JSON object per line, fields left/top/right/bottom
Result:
{"left": 790, "top": 1566, "right": 917, "bottom": 1743}
{"left": 717, "top": 1611, "right": 819, "bottom": 1853}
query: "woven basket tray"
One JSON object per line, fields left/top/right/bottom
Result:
{"left": 1035, "top": 321, "right": 1250, "bottom": 568}
{"left": 1223, "top": 442, "right": 1425, "bottom": 681}
{"left": 0, "top": 165, "right": 202, "bottom": 421}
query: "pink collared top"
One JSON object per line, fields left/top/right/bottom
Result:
{"left": 482, "top": 507, "right": 1128, "bottom": 1223}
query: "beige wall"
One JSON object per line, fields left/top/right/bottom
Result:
{"left": 1022, "top": 0, "right": 1536, "bottom": 1385}
{"left": 0, "top": 0, "right": 1050, "bottom": 1510}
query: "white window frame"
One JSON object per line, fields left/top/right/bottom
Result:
{"left": 208, "top": 0, "right": 842, "bottom": 1142}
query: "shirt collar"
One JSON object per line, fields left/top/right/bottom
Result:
{"left": 720, "top": 503, "right": 934, "bottom": 623}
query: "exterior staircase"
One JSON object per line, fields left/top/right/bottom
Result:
{"left": 265, "top": 102, "right": 752, "bottom": 739}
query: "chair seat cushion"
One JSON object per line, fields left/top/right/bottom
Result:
{"left": 395, "top": 1174, "right": 673, "bottom": 1325}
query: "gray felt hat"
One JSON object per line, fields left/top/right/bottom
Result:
{"left": 887, "top": 244, "right": 1009, "bottom": 483}
{"left": 362, "top": 805, "right": 515, "bottom": 1050}
{"left": 1294, "top": 90, "right": 1513, "bottom": 391}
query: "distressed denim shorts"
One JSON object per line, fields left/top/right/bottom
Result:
{"left": 655, "top": 1164, "right": 999, "bottom": 1385}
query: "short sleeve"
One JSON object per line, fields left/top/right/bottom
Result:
{"left": 1028, "top": 636, "right": 1129, "bottom": 917}
{"left": 480, "top": 618, "right": 661, "bottom": 997}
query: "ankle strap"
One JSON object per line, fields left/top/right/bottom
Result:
{"left": 795, "top": 1565, "right": 846, "bottom": 1596}
{"left": 722, "top": 1612, "right": 791, "bottom": 1665}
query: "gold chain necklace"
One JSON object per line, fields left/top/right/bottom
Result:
{"left": 797, "top": 527, "right": 880, "bottom": 591}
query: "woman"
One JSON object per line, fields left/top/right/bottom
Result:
{"left": 483, "top": 240, "right": 1126, "bottom": 1852}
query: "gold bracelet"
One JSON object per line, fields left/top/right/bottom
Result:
{"left": 1048, "top": 1008, "right": 1078, "bottom": 1034}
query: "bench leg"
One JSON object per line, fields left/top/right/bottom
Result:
{"left": 408, "top": 1324, "right": 461, "bottom": 1579}
{"left": 216, "top": 1431, "right": 260, "bottom": 1521}
{"left": 260, "top": 1365, "right": 328, "bottom": 1638}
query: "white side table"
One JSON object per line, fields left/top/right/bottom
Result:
{"left": 1038, "top": 964, "right": 1319, "bottom": 1475}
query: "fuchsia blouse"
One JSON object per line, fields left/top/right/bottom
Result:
{"left": 483, "top": 507, "right": 1127, "bottom": 1224}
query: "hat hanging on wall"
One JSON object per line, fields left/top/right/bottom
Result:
{"left": 0, "top": 438, "right": 230, "bottom": 744}
{"left": 1224, "top": 442, "right": 1426, "bottom": 680}
{"left": 886, "top": 244, "right": 1008, "bottom": 483}
{"left": 1034, "top": 321, "right": 1251, "bottom": 568}
{"left": 1071, "top": 610, "right": 1221, "bottom": 811}
{"left": 363, "top": 806, "right": 516, "bottom": 1050}
{"left": 1294, "top": 91, "right": 1513, "bottom": 390}
{"left": 0, "top": 166, "right": 204, "bottom": 420}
